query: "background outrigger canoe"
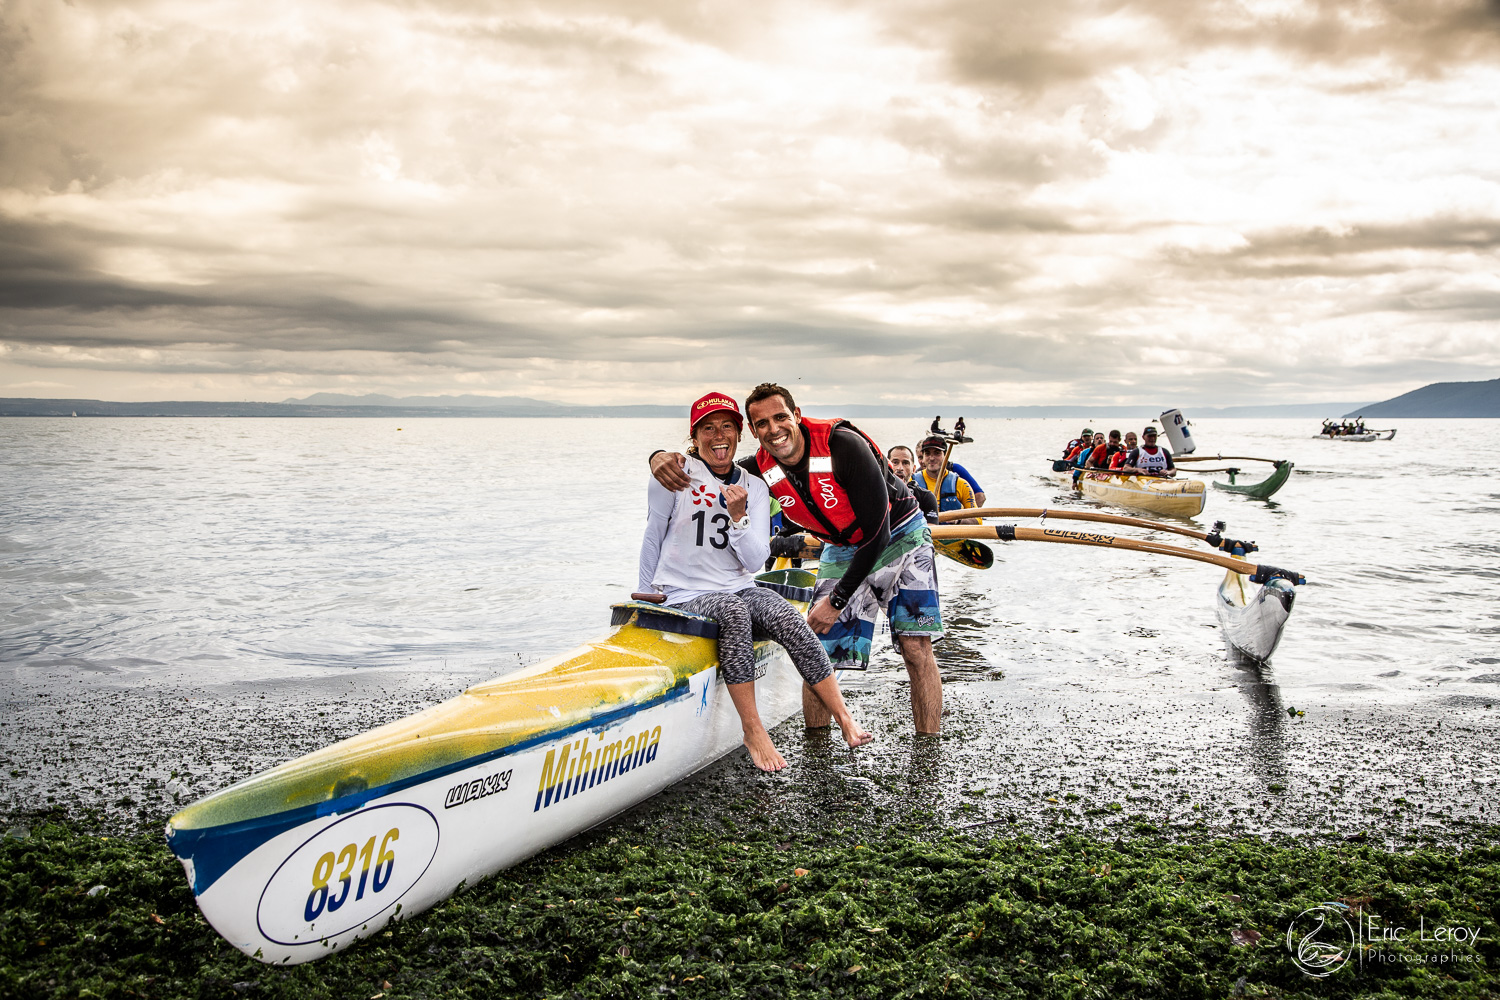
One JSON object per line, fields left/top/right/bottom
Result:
{"left": 1050, "top": 465, "right": 1207, "bottom": 518}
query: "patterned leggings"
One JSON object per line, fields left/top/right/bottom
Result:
{"left": 680, "top": 587, "right": 834, "bottom": 687}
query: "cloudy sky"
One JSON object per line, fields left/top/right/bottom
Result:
{"left": 2, "top": 0, "right": 1497, "bottom": 406}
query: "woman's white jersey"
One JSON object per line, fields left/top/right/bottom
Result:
{"left": 637, "top": 455, "right": 772, "bottom": 606}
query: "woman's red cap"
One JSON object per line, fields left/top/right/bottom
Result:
{"left": 689, "top": 391, "right": 743, "bottom": 431}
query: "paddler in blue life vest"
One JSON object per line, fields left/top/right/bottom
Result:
{"left": 896, "top": 442, "right": 987, "bottom": 506}
{"left": 1117, "top": 425, "right": 1177, "bottom": 476}
{"left": 915, "top": 435, "right": 980, "bottom": 524}
{"left": 650, "top": 383, "right": 946, "bottom": 735}
{"left": 1071, "top": 431, "right": 1105, "bottom": 468}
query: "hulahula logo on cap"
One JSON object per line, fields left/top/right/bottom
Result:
{"left": 698, "top": 396, "right": 735, "bottom": 410}
{"left": 1287, "top": 902, "right": 1356, "bottom": 977}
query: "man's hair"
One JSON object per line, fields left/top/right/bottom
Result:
{"left": 745, "top": 382, "right": 797, "bottom": 415}
{"left": 1109, "top": 429, "right": 1121, "bottom": 439}
{"left": 887, "top": 444, "right": 913, "bottom": 460}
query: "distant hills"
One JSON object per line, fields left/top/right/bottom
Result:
{"left": 284, "top": 392, "right": 677, "bottom": 416}
{"left": 0, "top": 392, "right": 1381, "bottom": 419}
{"left": 0, "top": 395, "right": 680, "bottom": 418}
{"left": 1345, "top": 378, "right": 1500, "bottom": 418}
{"left": 6, "top": 384, "right": 1496, "bottom": 418}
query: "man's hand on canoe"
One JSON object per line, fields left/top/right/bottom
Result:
{"left": 807, "top": 596, "right": 841, "bottom": 634}
{"left": 651, "top": 451, "right": 692, "bottom": 491}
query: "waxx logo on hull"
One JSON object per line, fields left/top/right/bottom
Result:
{"left": 534, "top": 726, "right": 663, "bottom": 812}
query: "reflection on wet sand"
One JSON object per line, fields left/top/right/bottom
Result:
{"left": 933, "top": 589, "right": 1004, "bottom": 680}
{"left": 1229, "top": 654, "right": 1289, "bottom": 783}
{"left": 904, "top": 735, "right": 945, "bottom": 809}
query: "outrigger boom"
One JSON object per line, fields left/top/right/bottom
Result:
{"left": 928, "top": 523, "right": 1305, "bottom": 585}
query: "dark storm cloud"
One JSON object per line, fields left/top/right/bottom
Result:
{"left": 1169, "top": 217, "right": 1500, "bottom": 282}
{"left": 921, "top": 0, "right": 1500, "bottom": 93}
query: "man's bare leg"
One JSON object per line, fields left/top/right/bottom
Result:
{"left": 806, "top": 674, "right": 874, "bottom": 748}
{"left": 898, "top": 635, "right": 942, "bottom": 734}
{"left": 802, "top": 682, "right": 832, "bottom": 729}
{"left": 727, "top": 682, "right": 787, "bottom": 771}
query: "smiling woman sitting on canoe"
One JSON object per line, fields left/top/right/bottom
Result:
{"left": 636, "top": 392, "right": 873, "bottom": 771}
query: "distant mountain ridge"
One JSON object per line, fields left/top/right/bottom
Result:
{"left": 289, "top": 392, "right": 583, "bottom": 410}
{"left": 1346, "top": 378, "right": 1500, "bottom": 418}
{"left": 282, "top": 393, "right": 1377, "bottom": 420}
{"left": 2, "top": 394, "right": 1378, "bottom": 419}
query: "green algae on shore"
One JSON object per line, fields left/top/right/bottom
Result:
{"left": 3, "top": 820, "right": 1496, "bottom": 999}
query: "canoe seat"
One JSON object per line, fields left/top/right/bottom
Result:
{"left": 611, "top": 602, "right": 718, "bottom": 639}
{"left": 754, "top": 569, "right": 816, "bottom": 604}
{"left": 609, "top": 601, "right": 787, "bottom": 644}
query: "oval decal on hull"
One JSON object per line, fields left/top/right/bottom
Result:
{"left": 256, "top": 803, "right": 440, "bottom": 947}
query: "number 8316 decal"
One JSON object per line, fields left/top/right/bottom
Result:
{"left": 304, "top": 827, "right": 399, "bottom": 920}
{"left": 256, "top": 803, "right": 440, "bottom": 946}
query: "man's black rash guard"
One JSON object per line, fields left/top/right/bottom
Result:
{"left": 736, "top": 426, "right": 919, "bottom": 603}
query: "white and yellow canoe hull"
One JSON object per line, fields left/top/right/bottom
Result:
{"left": 166, "top": 571, "right": 814, "bottom": 965}
{"left": 1067, "top": 470, "right": 1206, "bottom": 518}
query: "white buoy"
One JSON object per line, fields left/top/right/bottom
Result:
{"left": 1158, "top": 408, "right": 1196, "bottom": 454}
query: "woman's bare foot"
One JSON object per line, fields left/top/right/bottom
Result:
{"left": 743, "top": 727, "right": 787, "bottom": 771}
{"left": 835, "top": 714, "right": 874, "bottom": 749}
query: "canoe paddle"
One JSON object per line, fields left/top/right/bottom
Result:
{"left": 930, "top": 524, "right": 1304, "bottom": 584}
{"left": 938, "top": 508, "right": 1258, "bottom": 555}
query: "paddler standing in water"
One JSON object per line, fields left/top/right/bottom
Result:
{"left": 651, "top": 383, "right": 945, "bottom": 734}
{"left": 637, "top": 392, "right": 873, "bottom": 770}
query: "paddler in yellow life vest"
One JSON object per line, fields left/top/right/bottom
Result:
{"left": 915, "top": 435, "right": 980, "bottom": 524}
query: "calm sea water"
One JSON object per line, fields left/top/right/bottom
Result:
{"left": 2, "top": 417, "right": 1498, "bottom": 709}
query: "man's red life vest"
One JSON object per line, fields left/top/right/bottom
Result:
{"left": 756, "top": 417, "right": 889, "bottom": 545}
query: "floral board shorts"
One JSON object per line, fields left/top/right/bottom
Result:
{"left": 812, "top": 513, "right": 943, "bottom": 669}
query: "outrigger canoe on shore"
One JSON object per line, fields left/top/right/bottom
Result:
{"left": 166, "top": 568, "right": 815, "bottom": 966}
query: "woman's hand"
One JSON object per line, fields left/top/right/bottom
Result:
{"left": 722, "top": 484, "right": 748, "bottom": 520}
